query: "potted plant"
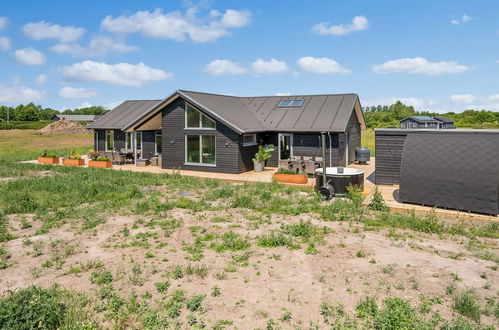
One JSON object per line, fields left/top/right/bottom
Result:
{"left": 252, "top": 144, "right": 275, "bottom": 172}
{"left": 273, "top": 167, "right": 308, "bottom": 184}
{"left": 62, "top": 150, "right": 85, "bottom": 166}
{"left": 88, "top": 157, "right": 112, "bottom": 168}
{"left": 38, "top": 150, "right": 59, "bottom": 165}
{"left": 87, "top": 149, "right": 99, "bottom": 160}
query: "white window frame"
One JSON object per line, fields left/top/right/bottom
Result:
{"left": 155, "top": 131, "right": 162, "bottom": 155}
{"left": 125, "top": 132, "right": 133, "bottom": 150}
{"left": 184, "top": 103, "right": 216, "bottom": 130}
{"left": 105, "top": 130, "right": 114, "bottom": 151}
{"left": 242, "top": 133, "right": 257, "bottom": 147}
{"left": 184, "top": 134, "right": 216, "bottom": 167}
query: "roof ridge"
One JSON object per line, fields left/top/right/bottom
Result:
{"left": 179, "top": 89, "right": 358, "bottom": 99}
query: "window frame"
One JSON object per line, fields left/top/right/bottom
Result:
{"left": 242, "top": 133, "right": 257, "bottom": 147}
{"left": 184, "top": 103, "right": 216, "bottom": 130}
{"left": 278, "top": 98, "right": 304, "bottom": 108}
{"left": 155, "top": 131, "right": 162, "bottom": 155}
{"left": 184, "top": 134, "right": 216, "bottom": 167}
{"left": 125, "top": 132, "right": 133, "bottom": 150}
{"left": 105, "top": 130, "right": 114, "bottom": 151}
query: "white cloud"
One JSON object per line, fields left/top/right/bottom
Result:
{"left": 59, "top": 86, "right": 97, "bottom": 99}
{"left": 372, "top": 57, "right": 470, "bottom": 75}
{"left": 297, "top": 56, "right": 350, "bottom": 74}
{"left": 488, "top": 93, "right": 499, "bottom": 101}
{"left": 312, "top": 16, "right": 368, "bottom": 36}
{"left": 78, "top": 101, "right": 93, "bottom": 108}
{"left": 51, "top": 36, "right": 138, "bottom": 57}
{"left": 466, "top": 103, "right": 499, "bottom": 111}
{"left": 251, "top": 58, "right": 289, "bottom": 75}
{"left": 23, "top": 21, "right": 85, "bottom": 43}
{"left": 0, "top": 82, "right": 46, "bottom": 104}
{"left": 203, "top": 59, "right": 247, "bottom": 75}
{"left": 0, "top": 36, "right": 10, "bottom": 51}
{"left": 101, "top": 7, "right": 251, "bottom": 43}
{"left": 450, "top": 94, "right": 476, "bottom": 103}
{"left": 35, "top": 74, "right": 47, "bottom": 85}
{"left": 275, "top": 92, "right": 291, "bottom": 96}
{"left": 451, "top": 14, "right": 472, "bottom": 25}
{"left": 0, "top": 17, "right": 7, "bottom": 30}
{"left": 13, "top": 48, "right": 46, "bottom": 65}
{"left": 60, "top": 60, "right": 173, "bottom": 86}
{"left": 104, "top": 100, "right": 123, "bottom": 109}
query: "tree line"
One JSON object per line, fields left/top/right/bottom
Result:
{"left": 0, "top": 103, "right": 109, "bottom": 122}
{"left": 363, "top": 101, "right": 499, "bottom": 129}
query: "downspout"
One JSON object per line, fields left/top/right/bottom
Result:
{"left": 321, "top": 132, "right": 327, "bottom": 186}
{"left": 327, "top": 132, "right": 332, "bottom": 167}
{"left": 133, "top": 132, "right": 137, "bottom": 166}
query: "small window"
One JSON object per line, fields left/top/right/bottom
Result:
{"left": 242, "top": 134, "right": 257, "bottom": 147}
{"left": 185, "top": 103, "right": 215, "bottom": 129}
{"left": 105, "top": 130, "right": 114, "bottom": 151}
{"left": 155, "top": 131, "right": 162, "bottom": 154}
{"left": 278, "top": 98, "right": 303, "bottom": 107}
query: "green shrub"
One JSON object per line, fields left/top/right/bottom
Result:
{"left": 0, "top": 286, "right": 77, "bottom": 329}
{"left": 375, "top": 297, "right": 418, "bottom": 330}
{"left": 90, "top": 269, "right": 113, "bottom": 285}
{"left": 356, "top": 296, "right": 378, "bottom": 319}
{"left": 257, "top": 232, "right": 297, "bottom": 249}
{"left": 346, "top": 184, "right": 364, "bottom": 206}
{"left": 154, "top": 281, "right": 170, "bottom": 293}
{"left": 186, "top": 294, "right": 205, "bottom": 312}
{"left": 453, "top": 290, "right": 481, "bottom": 322}
{"left": 40, "top": 150, "right": 57, "bottom": 158}
{"left": 210, "top": 231, "right": 250, "bottom": 252}
{"left": 368, "top": 188, "right": 389, "bottom": 212}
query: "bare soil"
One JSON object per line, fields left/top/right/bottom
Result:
{"left": 1, "top": 204, "right": 497, "bottom": 328}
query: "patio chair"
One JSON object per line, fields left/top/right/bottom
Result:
{"left": 112, "top": 152, "right": 126, "bottom": 165}
{"left": 304, "top": 160, "right": 320, "bottom": 176}
{"left": 291, "top": 160, "right": 305, "bottom": 173}
{"left": 279, "top": 159, "right": 292, "bottom": 170}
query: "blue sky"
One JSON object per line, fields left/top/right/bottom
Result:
{"left": 0, "top": 0, "right": 498, "bottom": 112}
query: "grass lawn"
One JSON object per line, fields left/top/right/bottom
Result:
{"left": 0, "top": 130, "right": 498, "bottom": 329}
{"left": 361, "top": 129, "right": 375, "bottom": 155}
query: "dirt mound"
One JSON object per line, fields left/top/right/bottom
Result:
{"left": 39, "top": 119, "right": 91, "bottom": 135}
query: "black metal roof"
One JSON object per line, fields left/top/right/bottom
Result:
{"left": 90, "top": 90, "right": 365, "bottom": 133}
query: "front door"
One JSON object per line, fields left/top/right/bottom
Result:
{"left": 278, "top": 134, "right": 293, "bottom": 161}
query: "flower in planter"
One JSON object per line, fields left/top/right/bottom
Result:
{"left": 41, "top": 150, "right": 57, "bottom": 158}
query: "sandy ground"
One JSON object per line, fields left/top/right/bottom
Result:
{"left": 1, "top": 205, "right": 498, "bottom": 328}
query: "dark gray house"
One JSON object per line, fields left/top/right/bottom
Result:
{"left": 88, "top": 90, "right": 366, "bottom": 174}
{"left": 400, "top": 116, "right": 455, "bottom": 129}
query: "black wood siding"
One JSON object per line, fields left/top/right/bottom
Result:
{"left": 347, "top": 111, "right": 361, "bottom": 165}
{"left": 141, "top": 131, "right": 156, "bottom": 159}
{"left": 375, "top": 130, "right": 409, "bottom": 185}
{"left": 161, "top": 98, "right": 242, "bottom": 174}
{"left": 114, "top": 130, "right": 125, "bottom": 150}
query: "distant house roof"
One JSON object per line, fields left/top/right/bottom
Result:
{"left": 400, "top": 116, "right": 438, "bottom": 123}
{"left": 104, "top": 90, "right": 365, "bottom": 134}
{"left": 53, "top": 114, "right": 101, "bottom": 121}
{"left": 434, "top": 116, "right": 454, "bottom": 123}
{"left": 87, "top": 100, "right": 162, "bottom": 129}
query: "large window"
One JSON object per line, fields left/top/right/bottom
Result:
{"left": 185, "top": 135, "right": 215, "bottom": 165}
{"left": 155, "top": 131, "right": 162, "bottom": 155}
{"left": 105, "top": 130, "right": 114, "bottom": 151}
{"left": 185, "top": 103, "right": 215, "bottom": 129}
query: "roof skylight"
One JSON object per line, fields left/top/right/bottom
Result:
{"left": 278, "top": 99, "right": 303, "bottom": 107}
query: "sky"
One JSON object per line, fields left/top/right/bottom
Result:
{"left": 0, "top": 0, "right": 498, "bottom": 113}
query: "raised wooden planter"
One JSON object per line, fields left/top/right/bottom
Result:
{"left": 38, "top": 157, "right": 59, "bottom": 165}
{"left": 273, "top": 173, "right": 308, "bottom": 184}
{"left": 88, "top": 160, "right": 112, "bottom": 168}
{"left": 62, "top": 158, "right": 85, "bottom": 166}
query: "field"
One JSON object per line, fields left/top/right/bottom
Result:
{"left": 0, "top": 131, "right": 498, "bottom": 329}
{"left": 361, "top": 129, "right": 375, "bottom": 155}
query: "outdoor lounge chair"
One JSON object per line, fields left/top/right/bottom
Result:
{"left": 112, "top": 152, "right": 126, "bottom": 165}
{"left": 304, "top": 160, "right": 320, "bottom": 176}
{"left": 279, "top": 159, "right": 292, "bottom": 170}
